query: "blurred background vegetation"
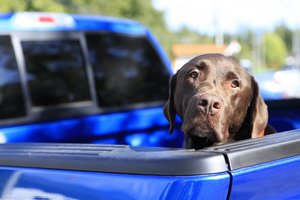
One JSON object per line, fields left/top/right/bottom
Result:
{"left": 0, "top": 0, "right": 295, "bottom": 70}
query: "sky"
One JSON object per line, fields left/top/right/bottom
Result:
{"left": 152, "top": 0, "right": 300, "bottom": 35}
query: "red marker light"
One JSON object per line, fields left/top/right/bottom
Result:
{"left": 14, "top": 13, "right": 75, "bottom": 28}
{"left": 39, "top": 16, "right": 55, "bottom": 23}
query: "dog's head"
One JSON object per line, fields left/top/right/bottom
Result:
{"left": 164, "top": 54, "right": 268, "bottom": 147}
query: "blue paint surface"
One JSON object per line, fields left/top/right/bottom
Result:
{"left": 0, "top": 107, "right": 184, "bottom": 147}
{"left": 230, "top": 155, "right": 300, "bottom": 200}
{"left": 0, "top": 167, "right": 230, "bottom": 200}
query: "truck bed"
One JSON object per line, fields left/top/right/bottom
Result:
{"left": 1, "top": 130, "right": 300, "bottom": 199}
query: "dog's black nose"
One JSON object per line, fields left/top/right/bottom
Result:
{"left": 198, "top": 94, "right": 222, "bottom": 115}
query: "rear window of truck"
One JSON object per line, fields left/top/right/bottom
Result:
{"left": 22, "top": 40, "right": 91, "bottom": 107}
{"left": 0, "top": 32, "right": 170, "bottom": 123}
{"left": 86, "top": 33, "right": 169, "bottom": 107}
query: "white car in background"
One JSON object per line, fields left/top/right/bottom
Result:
{"left": 256, "top": 67, "right": 300, "bottom": 100}
{"left": 273, "top": 69, "right": 300, "bottom": 98}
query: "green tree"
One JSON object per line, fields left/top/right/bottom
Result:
{"left": 0, "top": 0, "right": 68, "bottom": 12}
{"left": 173, "top": 26, "right": 213, "bottom": 44}
{"left": 275, "top": 23, "right": 293, "bottom": 53}
{"left": 236, "top": 30, "right": 255, "bottom": 60}
{"left": 263, "top": 32, "right": 288, "bottom": 68}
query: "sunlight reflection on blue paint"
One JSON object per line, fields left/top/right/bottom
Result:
{"left": 0, "top": 132, "right": 7, "bottom": 143}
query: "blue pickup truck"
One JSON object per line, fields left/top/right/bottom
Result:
{"left": 0, "top": 12, "right": 300, "bottom": 200}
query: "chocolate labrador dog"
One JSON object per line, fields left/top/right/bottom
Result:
{"left": 164, "top": 54, "right": 275, "bottom": 149}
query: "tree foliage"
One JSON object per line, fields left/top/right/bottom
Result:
{"left": 275, "top": 24, "right": 293, "bottom": 53}
{"left": 264, "top": 32, "right": 288, "bottom": 68}
{"left": 173, "top": 26, "right": 213, "bottom": 44}
{"left": 236, "top": 30, "right": 255, "bottom": 59}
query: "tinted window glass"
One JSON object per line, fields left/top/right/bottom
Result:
{"left": 0, "top": 35, "right": 26, "bottom": 119}
{"left": 22, "top": 40, "right": 91, "bottom": 107}
{"left": 86, "top": 33, "right": 170, "bottom": 107}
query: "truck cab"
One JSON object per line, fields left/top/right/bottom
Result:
{"left": 0, "top": 12, "right": 182, "bottom": 146}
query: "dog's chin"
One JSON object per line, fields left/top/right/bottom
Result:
{"left": 187, "top": 126, "right": 221, "bottom": 144}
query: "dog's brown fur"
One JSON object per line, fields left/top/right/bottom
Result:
{"left": 164, "top": 54, "right": 275, "bottom": 149}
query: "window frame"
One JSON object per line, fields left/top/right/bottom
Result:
{"left": 0, "top": 33, "right": 26, "bottom": 120}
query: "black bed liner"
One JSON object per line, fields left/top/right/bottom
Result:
{"left": 0, "top": 130, "right": 299, "bottom": 175}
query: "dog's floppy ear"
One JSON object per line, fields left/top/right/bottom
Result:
{"left": 248, "top": 76, "right": 268, "bottom": 138}
{"left": 163, "top": 73, "right": 177, "bottom": 134}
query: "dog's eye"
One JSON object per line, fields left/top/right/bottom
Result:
{"left": 231, "top": 80, "right": 240, "bottom": 88}
{"left": 189, "top": 71, "right": 199, "bottom": 79}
